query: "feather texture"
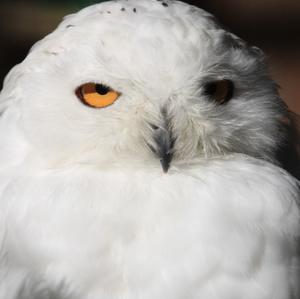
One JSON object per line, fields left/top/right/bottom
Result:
{"left": 0, "top": 156, "right": 299, "bottom": 299}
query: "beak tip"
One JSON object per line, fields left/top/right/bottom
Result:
{"left": 160, "top": 159, "right": 170, "bottom": 173}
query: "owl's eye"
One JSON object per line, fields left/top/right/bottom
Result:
{"left": 75, "top": 83, "right": 120, "bottom": 108}
{"left": 203, "top": 80, "right": 234, "bottom": 104}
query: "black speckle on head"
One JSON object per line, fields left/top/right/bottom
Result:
{"left": 162, "top": 2, "right": 168, "bottom": 7}
{"left": 107, "top": 11, "right": 111, "bottom": 14}
{"left": 66, "top": 24, "right": 74, "bottom": 28}
{"left": 133, "top": 8, "right": 137, "bottom": 13}
{"left": 157, "top": 0, "right": 163, "bottom": 2}
{"left": 121, "top": 7, "right": 126, "bottom": 11}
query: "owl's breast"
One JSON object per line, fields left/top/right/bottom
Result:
{"left": 1, "top": 155, "right": 299, "bottom": 299}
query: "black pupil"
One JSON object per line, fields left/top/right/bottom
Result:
{"left": 204, "top": 82, "right": 218, "bottom": 96}
{"left": 95, "top": 84, "right": 110, "bottom": 95}
{"left": 203, "top": 80, "right": 234, "bottom": 104}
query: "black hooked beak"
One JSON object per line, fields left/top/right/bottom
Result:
{"left": 149, "top": 109, "right": 175, "bottom": 173}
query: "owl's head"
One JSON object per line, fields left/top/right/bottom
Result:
{"left": 0, "top": 0, "right": 297, "bottom": 173}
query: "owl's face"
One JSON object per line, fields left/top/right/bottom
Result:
{"left": 1, "top": 0, "right": 287, "bottom": 170}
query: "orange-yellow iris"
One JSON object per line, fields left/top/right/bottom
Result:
{"left": 77, "top": 83, "right": 120, "bottom": 108}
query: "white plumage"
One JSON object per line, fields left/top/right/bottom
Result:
{"left": 0, "top": 1, "right": 299, "bottom": 298}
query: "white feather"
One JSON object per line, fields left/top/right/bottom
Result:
{"left": 1, "top": 156, "right": 299, "bottom": 298}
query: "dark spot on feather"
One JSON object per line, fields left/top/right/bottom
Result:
{"left": 162, "top": 2, "right": 168, "bottom": 6}
{"left": 107, "top": 11, "right": 111, "bottom": 14}
{"left": 121, "top": 7, "right": 126, "bottom": 11}
{"left": 157, "top": 0, "right": 163, "bottom": 2}
{"left": 66, "top": 24, "right": 74, "bottom": 28}
{"left": 133, "top": 8, "right": 137, "bottom": 13}
{"left": 149, "top": 123, "right": 159, "bottom": 130}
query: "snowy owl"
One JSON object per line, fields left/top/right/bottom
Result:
{"left": 0, "top": 0, "right": 299, "bottom": 298}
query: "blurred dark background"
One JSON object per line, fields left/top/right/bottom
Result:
{"left": 0, "top": 0, "right": 299, "bottom": 114}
